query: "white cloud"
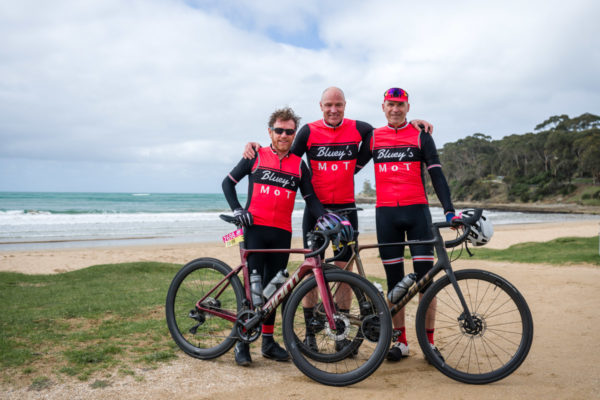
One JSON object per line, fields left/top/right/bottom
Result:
{"left": 0, "top": 0, "right": 598, "bottom": 192}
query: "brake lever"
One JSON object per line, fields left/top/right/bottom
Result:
{"left": 465, "top": 241, "right": 474, "bottom": 257}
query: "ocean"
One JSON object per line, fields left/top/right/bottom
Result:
{"left": 1, "top": 192, "right": 599, "bottom": 251}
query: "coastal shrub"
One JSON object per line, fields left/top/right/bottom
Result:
{"left": 448, "top": 180, "right": 467, "bottom": 201}
{"left": 533, "top": 181, "right": 576, "bottom": 199}
{"left": 528, "top": 171, "right": 552, "bottom": 185}
{"left": 471, "top": 182, "right": 491, "bottom": 201}
{"left": 560, "top": 184, "right": 576, "bottom": 196}
{"left": 450, "top": 176, "right": 480, "bottom": 201}
{"left": 508, "top": 182, "right": 530, "bottom": 201}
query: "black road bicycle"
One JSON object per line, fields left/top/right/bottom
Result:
{"left": 325, "top": 208, "right": 534, "bottom": 384}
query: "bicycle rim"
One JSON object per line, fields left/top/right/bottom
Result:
{"left": 165, "top": 258, "right": 244, "bottom": 359}
{"left": 416, "top": 269, "right": 533, "bottom": 384}
{"left": 282, "top": 270, "right": 392, "bottom": 386}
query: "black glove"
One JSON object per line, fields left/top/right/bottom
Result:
{"left": 233, "top": 208, "right": 253, "bottom": 227}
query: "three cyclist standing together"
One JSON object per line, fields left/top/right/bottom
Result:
{"left": 224, "top": 86, "right": 454, "bottom": 365}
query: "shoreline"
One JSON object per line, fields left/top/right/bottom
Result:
{"left": 1, "top": 219, "right": 598, "bottom": 276}
{"left": 355, "top": 197, "right": 600, "bottom": 215}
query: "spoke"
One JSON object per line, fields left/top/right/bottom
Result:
{"left": 486, "top": 297, "right": 519, "bottom": 320}
{"left": 436, "top": 287, "right": 463, "bottom": 314}
{"left": 485, "top": 327, "right": 522, "bottom": 353}
{"left": 479, "top": 284, "right": 504, "bottom": 317}
{"left": 479, "top": 333, "right": 506, "bottom": 368}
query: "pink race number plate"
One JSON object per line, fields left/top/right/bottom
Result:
{"left": 222, "top": 228, "right": 244, "bottom": 247}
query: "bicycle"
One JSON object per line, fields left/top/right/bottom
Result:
{"left": 323, "top": 207, "right": 534, "bottom": 384}
{"left": 165, "top": 215, "right": 393, "bottom": 387}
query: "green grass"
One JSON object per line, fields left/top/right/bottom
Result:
{"left": 0, "top": 262, "right": 182, "bottom": 385}
{"left": 576, "top": 186, "right": 600, "bottom": 206}
{"left": 469, "top": 236, "right": 600, "bottom": 265}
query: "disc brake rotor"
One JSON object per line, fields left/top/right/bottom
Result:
{"left": 459, "top": 313, "right": 486, "bottom": 336}
{"left": 325, "top": 314, "right": 350, "bottom": 341}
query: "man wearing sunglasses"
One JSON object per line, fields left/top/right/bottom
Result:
{"left": 356, "top": 87, "right": 455, "bottom": 363}
{"left": 243, "top": 87, "right": 433, "bottom": 350}
{"left": 222, "top": 107, "right": 326, "bottom": 366}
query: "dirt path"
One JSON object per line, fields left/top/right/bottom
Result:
{"left": 4, "top": 259, "right": 599, "bottom": 400}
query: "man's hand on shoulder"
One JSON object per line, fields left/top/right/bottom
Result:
{"left": 410, "top": 119, "right": 433, "bottom": 135}
{"left": 243, "top": 142, "right": 261, "bottom": 159}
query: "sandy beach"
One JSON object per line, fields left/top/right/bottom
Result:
{"left": 1, "top": 220, "right": 599, "bottom": 275}
{"left": 2, "top": 220, "right": 600, "bottom": 399}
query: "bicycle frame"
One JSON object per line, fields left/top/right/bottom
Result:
{"left": 338, "top": 220, "right": 479, "bottom": 330}
{"left": 194, "top": 242, "right": 338, "bottom": 331}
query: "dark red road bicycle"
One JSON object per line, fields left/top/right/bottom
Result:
{"left": 165, "top": 216, "right": 392, "bottom": 386}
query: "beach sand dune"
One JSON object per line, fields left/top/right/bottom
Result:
{"left": 1, "top": 220, "right": 599, "bottom": 399}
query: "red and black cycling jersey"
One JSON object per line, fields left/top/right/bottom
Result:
{"left": 223, "top": 146, "right": 325, "bottom": 232}
{"left": 292, "top": 118, "right": 373, "bottom": 204}
{"left": 358, "top": 122, "right": 454, "bottom": 213}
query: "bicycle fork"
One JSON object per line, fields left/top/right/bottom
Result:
{"left": 435, "top": 240, "right": 478, "bottom": 331}
{"left": 444, "top": 266, "right": 478, "bottom": 330}
{"left": 388, "top": 261, "right": 477, "bottom": 332}
{"left": 313, "top": 267, "right": 338, "bottom": 331}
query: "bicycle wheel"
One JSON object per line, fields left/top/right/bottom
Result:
{"left": 282, "top": 269, "right": 392, "bottom": 386}
{"left": 416, "top": 269, "right": 533, "bottom": 384}
{"left": 166, "top": 257, "right": 244, "bottom": 359}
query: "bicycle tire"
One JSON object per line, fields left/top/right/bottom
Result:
{"left": 415, "top": 269, "right": 533, "bottom": 384}
{"left": 282, "top": 269, "right": 392, "bottom": 386}
{"left": 165, "top": 257, "right": 244, "bottom": 359}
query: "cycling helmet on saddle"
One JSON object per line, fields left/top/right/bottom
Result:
{"left": 462, "top": 209, "right": 494, "bottom": 246}
{"left": 314, "top": 212, "right": 355, "bottom": 246}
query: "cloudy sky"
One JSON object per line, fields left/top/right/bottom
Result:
{"left": 1, "top": 0, "right": 598, "bottom": 193}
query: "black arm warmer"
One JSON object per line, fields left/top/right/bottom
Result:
{"left": 420, "top": 132, "right": 455, "bottom": 213}
{"left": 299, "top": 161, "right": 326, "bottom": 218}
{"left": 291, "top": 124, "right": 310, "bottom": 158}
{"left": 355, "top": 127, "right": 373, "bottom": 174}
{"left": 221, "top": 157, "right": 255, "bottom": 211}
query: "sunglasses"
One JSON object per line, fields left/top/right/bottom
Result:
{"left": 384, "top": 88, "right": 407, "bottom": 98}
{"left": 271, "top": 127, "right": 296, "bottom": 136}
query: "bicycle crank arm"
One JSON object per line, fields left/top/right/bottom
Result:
{"left": 237, "top": 313, "right": 262, "bottom": 331}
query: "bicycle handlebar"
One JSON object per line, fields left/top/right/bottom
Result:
{"left": 220, "top": 213, "right": 345, "bottom": 258}
{"left": 436, "top": 208, "right": 483, "bottom": 248}
{"left": 219, "top": 214, "right": 239, "bottom": 225}
{"left": 304, "top": 223, "right": 343, "bottom": 258}
{"left": 222, "top": 208, "right": 483, "bottom": 253}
